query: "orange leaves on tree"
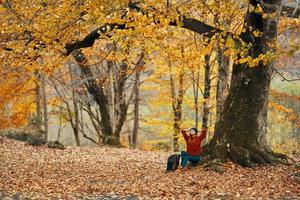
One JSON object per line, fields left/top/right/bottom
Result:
{"left": 268, "top": 101, "right": 300, "bottom": 128}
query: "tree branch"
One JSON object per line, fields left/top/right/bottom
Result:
{"left": 282, "top": 4, "right": 300, "bottom": 18}
{"left": 64, "top": 12, "right": 221, "bottom": 56}
{"left": 272, "top": 67, "right": 300, "bottom": 82}
{"left": 64, "top": 1, "right": 300, "bottom": 55}
{"left": 258, "top": 0, "right": 300, "bottom": 18}
{"left": 65, "top": 23, "right": 126, "bottom": 55}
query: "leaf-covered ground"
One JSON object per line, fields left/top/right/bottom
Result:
{"left": 0, "top": 137, "right": 299, "bottom": 200}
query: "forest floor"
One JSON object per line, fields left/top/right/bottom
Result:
{"left": 0, "top": 137, "right": 299, "bottom": 200}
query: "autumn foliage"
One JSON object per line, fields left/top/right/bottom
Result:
{"left": 0, "top": 0, "right": 299, "bottom": 156}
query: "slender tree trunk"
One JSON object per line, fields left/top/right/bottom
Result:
{"left": 192, "top": 70, "right": 200, "bottom": 129}
{"left": 107, "top": 61, "right": 116, "bottom": 135}
{"left": 68, "top": 64, "right": 81, "bottom": 146}
{"left": 202, "top": 54, "right": 211, "bottom": 129}
{"left": 57, "top": 106, "right": 63, "bottom": 141}
{"left": 35, "top": 70, "right": 42, "bottom": 133}
{"left": 84, "top": 103, "right": 102, "bottom": 143}
{"left": 209, "top": 0, "right": 287, "bottom": 166}
{"left": 132, "top": 68, "right": 140, "bottom": 148}
{"left": 169, "top": 61, "right": 184, "bottom": 152}
{"left": 79, "top": 103, "right": 99, "bottom": 145}
{"left": 87, "top": 105, "right": 102, "bottom": 143}
{"left": 41, "top": 73, "right": 48, "bottom": 141}
{"left": 131, "top": 55, "right": 145, "bottom": 148}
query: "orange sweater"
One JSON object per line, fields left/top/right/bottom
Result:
{"left": 182, "top": 129, "right": 207, "bottom": 156}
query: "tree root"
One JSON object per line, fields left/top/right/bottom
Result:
{"left": 265, "top": 149, "right": 289, "bottom": 160}
{"left": 203, "top": 159, "right": 225, "bottom": 174}
{"left": 248, "top": 150, "right": 267, "bottom": 166}
{"left": 103, "top": 136, "right": 121, "bottom": 147}
{"left": 229, "top": 144, "right": 288, "bottom": 167}
{"left": 229, "top": 145, "right": 255, "bottom": 168}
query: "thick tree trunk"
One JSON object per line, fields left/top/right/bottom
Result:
{"left": 209, "top": 0, "right": 287, "bottom": 166}
{"left": 215, "top": 45, "right": 230, "bottom": 123}
{"left": 213, "top": 45, "right": 230, "bottom": 143}
{"left": 113, "top": 62, "right": 130, "bottom": 142}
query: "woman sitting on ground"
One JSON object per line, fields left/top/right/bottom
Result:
{"left": 180, "top": 127, "right": 207, "bottom": 168}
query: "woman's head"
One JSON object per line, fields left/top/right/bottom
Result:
{"left": 189, "top": 128, "right": 198, "bottom": 136}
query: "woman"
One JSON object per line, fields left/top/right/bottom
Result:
{"left": 180, "top": 127, "right": 207, "bottom": 168}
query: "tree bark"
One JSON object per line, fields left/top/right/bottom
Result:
{"left": 35, "top": 70, "right": 42, "bottom": 133}
{"left": 113, "top": 62, "right": 130, "bottom": 141}
{"left": 84, "top": 103, "right": 102, "bottom": 143}
{"left": 132, "top": 66, "right": 140, "bottom": 148}
{"left": 73, "top": 50, "right": 117, "bottom": 145}
{"left": 68, "top": 64, "right": 81, "bottom": 146}
{"left": 41, "top": 73, "right": 48, "bottom": 141}
{"left": 213, "top": 45, "right": 230, "bottom": 141}
{"left": 209, "top": 0, "right": 287, "bottom": 167}
{"left": 215, "top": 45, "right": 230, "bottom": 124}
{"left": 169, "top": 60, "right": 184, "bottom": 152}
{"left": 202, "top": 54, "right": 212, "bottom": 129}
{"left": 73, "top": 50, "right": 134, "bottom": 146}
{"left": 57, "top": 106, "right": 63, "bottom": 141}
{"left": 192, "top": 70, "right": 200, "bottom": 129}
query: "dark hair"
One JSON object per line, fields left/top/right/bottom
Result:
{"left": 190, "top": 128, "right": 198, "bottom": 133}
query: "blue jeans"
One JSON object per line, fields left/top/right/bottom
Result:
{"left": 181, "top": 151, "right": 201, "bottom": 167}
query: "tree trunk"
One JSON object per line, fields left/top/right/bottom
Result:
{"left": 202, "top": 54, "right": 211, "bottom": 129}
{"left": 213, "top": 45, "right": 230, "bottom": 142}
{"left": 113, "top": 62, "right": 130, "bottom": 143}
{"left": 209, "top": 0, "right": 287, "bottom": 166}
{"left": 132, "top": 67, "right": 140, "bottom": 148}
{"left": 57, "top": 106, "right": 63, "bottom": 141}
{"left": 169, "top": 61, "right": 184, "bottom": 152}
{"left": 35, "top": 70, "right": 42, "bottom": 135}
{"left": 41, "top": 73, "right": 48, "bottom": 141}
{"left": 73, "top": 50, "right": 134, "bottom": 146}
{"left": 192, "top": 70, "right": 200, "bottom": 129}
{"left": 73, "top": 50, "right": 118, "bottom": 146}
{"left": 107, "top": 60, "right": 116, "bottom": 135}
{"left": 215, "top": 45, "right": 230, "bottom": 123}
{"left": 68, "top": 64, "right": 81, "bottom": 146}
{"left": 84, "top": 103, "right": 102, "bottom": 143}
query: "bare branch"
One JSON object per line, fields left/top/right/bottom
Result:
{"left": 272, "top": 67, "right": 300, "bottom": 82}
{"left": 282, "top": 4, "right": 300, "bottom": 18}
{"left": 258, "top": 0, "right": 300, "bottom": 18}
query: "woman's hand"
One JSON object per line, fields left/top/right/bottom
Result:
{"left": 181, "top": 128, "right": 190, "bottom": 136}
